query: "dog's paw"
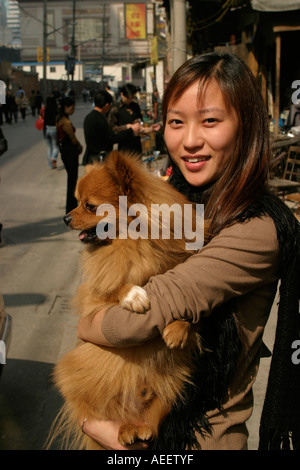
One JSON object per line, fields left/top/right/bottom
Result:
{"left": 120, "top": 286, "right": 150, "bottom": 313}
{"left": 162, "top": 320, "right": 191, "bottom": 349}
{"left": 118, "top": 423, "right": 153, "bottom": 446}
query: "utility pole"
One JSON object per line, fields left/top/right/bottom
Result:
{"left": 170, "top": 0, "right": 187, "bottom": 75}
{"left": 71, "top": 0, "right": 76, "bottom": 83}
{"left": 100, "top": 4, "right": 106, "bottom": 85}
{"left": 42, "top": 0, "right": 47, "bottom": 99}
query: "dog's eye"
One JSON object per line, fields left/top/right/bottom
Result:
{"left": 85, "top": 203, "right": 97, "bottom": 213}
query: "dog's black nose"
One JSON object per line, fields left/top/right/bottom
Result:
{"left": 63, "top": 214, "right": 72, "bottom": 226}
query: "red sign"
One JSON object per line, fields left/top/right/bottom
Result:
{"left": 125, "top": 3, "right": 146, "bottom": 40}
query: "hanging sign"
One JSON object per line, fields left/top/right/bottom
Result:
{"left": 125, "top": 3, "right": 146, "bottom": 40}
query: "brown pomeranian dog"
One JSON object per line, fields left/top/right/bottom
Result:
{"left": 50, "top": 151, "right": 206, "bottom": 450}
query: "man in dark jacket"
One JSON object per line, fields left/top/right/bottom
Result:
{"left": 82, "top": 90, "right": 141, "bottom": 165}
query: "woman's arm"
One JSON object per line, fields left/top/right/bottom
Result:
{"left": 63, "top": 118, "right": 83, "bottom": 152}
{"left": 77, "top": 308, "right": 113, "bottom": 346}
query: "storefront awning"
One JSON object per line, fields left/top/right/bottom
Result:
{"left": 251, "top": 0, "right": 300, "bottom": 11}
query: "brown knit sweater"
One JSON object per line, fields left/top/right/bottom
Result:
{"left": 102, "top": 215, "right": 280, "bottom": 450}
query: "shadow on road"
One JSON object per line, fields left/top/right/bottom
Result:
{"left": 0, "top": 358, "right": 64, "bottom": 450}
{"left": 1, "top": 216, "right": 69, "bottom": 246}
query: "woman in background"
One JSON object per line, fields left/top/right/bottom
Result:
{"left": 56, "top": 97, "right": 83, "bottom": 213}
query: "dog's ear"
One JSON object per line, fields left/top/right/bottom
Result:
{"left": 104, "top": 151, "right": 138, "bottom": 196}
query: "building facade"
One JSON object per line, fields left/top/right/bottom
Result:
{"left": 16, "top": 0, "right": 167, "bottom": 94}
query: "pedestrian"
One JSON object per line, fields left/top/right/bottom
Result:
{"left": 30, "top": 90, "right": 37, "bottom": 116}
{"left": 108, "top": 83, "right": 160, "bottom": 155}
{"left": 16, "top": 92, "right": 28, "bottom": 121}
{"left": 43, "top": 95, "right": 59, "bottom": 169}
{"left": 82, "top": 90, "right": 141, "bottom": 165}
{"left": 16, "top": 85, "right": 25, "bottom": 98}
{"left": 11, "top": 92, "right": 18, "bottom": 123}
{"left": 3, "top": 89, "right": 14, "bottom": 124}
{"left": 56, "top": 97, "right": 83, "bottom": 213}
{"left": 76, "top": 53, "right": 300, "bottom": 450}
{"left": 35, "top": 90, "right": 43, "bottom": 115}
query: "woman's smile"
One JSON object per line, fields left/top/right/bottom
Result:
{"left": 182, "top": 155, "right": 211, "bottom": 171}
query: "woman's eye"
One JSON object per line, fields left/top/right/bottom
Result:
{"left": 168, "top": 119, "right": 182, "bottom": 126}
{"left": 86, "top": 203, "right": 97, "bottom": 213}
{"left": 204, "top": 118, "right": 218, "bottom": 125}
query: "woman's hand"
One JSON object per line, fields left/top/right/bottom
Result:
{"left": 81, "top": 418, "right": 149, "bottom": 450}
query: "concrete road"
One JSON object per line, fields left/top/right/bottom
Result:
{"left": 0, "top": 101, "right": 90, "bottom": 449}
{"left": 0, "top": 100, "right": 277, "bottom": 450}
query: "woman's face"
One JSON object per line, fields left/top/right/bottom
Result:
{"left": 164, "top": 79, "right": 239, "bottom": 187}
{"left": 65, "top": 104, "right": 75, "bottom": 115}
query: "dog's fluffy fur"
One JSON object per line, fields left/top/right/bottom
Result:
{"left": 49, "top": 151, "right": 205, "bottom": 450}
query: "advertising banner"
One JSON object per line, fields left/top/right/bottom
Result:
{"left": 125, "top": 3, "right": 146, "bottom": 40}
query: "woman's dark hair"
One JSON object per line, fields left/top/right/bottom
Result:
{"left": 163, "top": 52, "right": 271, "bottom": 235}
{"left": 61, "top": 96, "right": 75, "bottom": 109}
{"left": 44, "top": 95, "right": 58, "bottom": 124}
{"left": 57, "top": 96, "right": 75, "bottom": 120}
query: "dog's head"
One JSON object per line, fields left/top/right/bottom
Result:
{"left": 63, "top": 150, "right": 208, "bottom": 250}
{"left": 63, "top": 151, "right": 149, "bottom": 245}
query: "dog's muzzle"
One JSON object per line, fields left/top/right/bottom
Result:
{"left": 63, "top": 214, "right": 109, "bottom": 245}
{"left": 63, "top": 214, "right": 72, "bottom": 226}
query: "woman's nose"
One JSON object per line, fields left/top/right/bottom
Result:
{"left": 183, "top": 124, "right": 204, "bottom": 150}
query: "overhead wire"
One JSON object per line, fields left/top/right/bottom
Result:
{"left": 187, "top": 0, "right": 233, "bottom": 34}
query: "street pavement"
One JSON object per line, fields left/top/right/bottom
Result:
{"left": 0, "top": 101, "right": 88, "bottom": 450}
{"left": 0, "top": 100, "right": 277, "bottom": 450}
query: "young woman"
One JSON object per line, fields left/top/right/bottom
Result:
{"left": 76, "top": 53, "right": 300, "bottom": 450}
{"left": 57, "top": 97, "right": 83, "bottom": 213}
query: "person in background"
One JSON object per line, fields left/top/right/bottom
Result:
{"left": 76, "top": 53, "right": 300, "bottom": 451}
{"left": 35, "top": 91, "right": 43, "bottom": 115}
{"left": 3, "top": 89, "right": 14, "bottom": 124}
{"left": 109, "top": 83, "right": 160, "bottom": 156}
{"left": 16, "top": 92, "right": 28, "bottom": 121}
{"left": 82, "top": 90, "right": 141, "bottom": 165}
{"left": 56, "top": 97, "right": 83, "bottom": 213}
{"left": 16, "top": 86, "right": 25, "bottom": 98}
{"left": 11, "top": 92, "right": 18, "bottom": 123}
{"left": 30, "top": 90, "right": 37, "bottom": 117}
{"left": 44, "top": 95, "right": 59, "bottom": 169}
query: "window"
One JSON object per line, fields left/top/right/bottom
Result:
{"left": 65, "top": 17, "right": 109, "bottom": 44}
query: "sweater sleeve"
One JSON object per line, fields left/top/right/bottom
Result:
{"left": 102, "top": 216, "right": 279, "bottom": 346}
